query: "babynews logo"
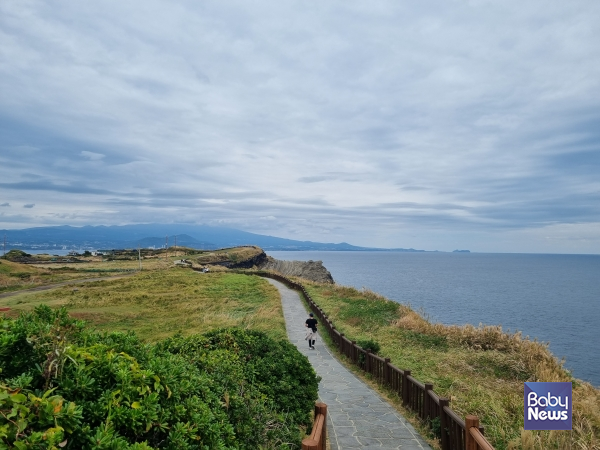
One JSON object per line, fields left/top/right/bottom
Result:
{"left": 524, "top": 382, "right": 572, "bottom": 431}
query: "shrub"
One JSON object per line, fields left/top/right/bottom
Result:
{"left": 0, "top": 307, "right": 319, "bottom": 449}
{"left": 356, "top": 339, "right": 381, "bottom": 354}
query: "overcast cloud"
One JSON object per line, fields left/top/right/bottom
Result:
{"left": 1, "top": 0, "right": 599, "bottom": 253}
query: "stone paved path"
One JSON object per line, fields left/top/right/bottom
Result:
{"left": 266, "top": 278, "right": 432, "bottom": 450}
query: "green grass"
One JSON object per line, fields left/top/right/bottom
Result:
{"left": 0, "top": 259, "right": 120, "bottom": 294}
{"left": 299, "top": 280, "right": 600, "bottom": 450}
{"left": 0, "top": 268, "right": 286, "bottom": 342}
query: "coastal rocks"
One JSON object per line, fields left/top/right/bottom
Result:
{"left": 258, "top": 256, "right": 334, "bottom": 284}
{"left": 195, "top": 247, "right": 335, "bottom": 284}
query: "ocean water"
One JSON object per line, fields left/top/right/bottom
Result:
{"left": 268, "top": 251, "right": 600, "bottom": 387}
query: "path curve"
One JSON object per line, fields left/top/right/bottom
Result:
{"left": 266, "top": 278, "right": 432, "bottom": 450}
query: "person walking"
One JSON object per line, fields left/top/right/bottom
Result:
{"left": 305, "top": 312, "right": 318, "bottom": 350}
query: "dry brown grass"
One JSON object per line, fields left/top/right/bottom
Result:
{"left": 393, "top": 306, "right": 562, "bottom": 373}
{"left": 301, "top": 281, "right": 600, "bottom": 450}
{"left": 0, "top": 259, "right": 118, "bottom": 293}
{"left": 394, "top": 310, "right": 600, "bottom": 449}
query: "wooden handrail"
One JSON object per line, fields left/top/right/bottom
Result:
{"left": 302, "top": 402, "right": 327, "bottom": 450}
{"left": 466, "top": 416, "right": 494, "bottom": 450}
{"left": 237, "top": 270, "right": 497, "bottom": 450}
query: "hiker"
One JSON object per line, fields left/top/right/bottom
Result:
{"left": 305, "top": 312, "right": 318, "bottom": 350}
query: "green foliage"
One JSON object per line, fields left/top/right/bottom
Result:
{"left": 402, "top": 330, "right": 448, "bottom": 351}
{"left": 3, "top": 250, "right": 31, "bottom": 260}
{"left": 330, "top": 290, "right": 400, "bottom": 329}
{"left": 0, "top": 307, "right": 319, "bottom": 449}
{"left": 356, "top": 339, "right": 381, "bottom": 367}
{"left": 356, "top": 339, "right": 381, "bottom": 354}
{"left": 429, "top": 416, "right": 441, "bottom": 439}
{"left": 0, "top": 382, "right": 83, "bottom": 449}
{"left": 159, "top": 328, "right": 320, "bottom": 427}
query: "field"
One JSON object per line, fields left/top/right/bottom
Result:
{"left": 0, "top": 258, "right": 126, "bottom": 294}
{"left": 298, "top": 280, "right": 600, "bottom": 450}
{"left": 0, "top": 246, "right": 261, "bottom": 294}
{"left": 0, "top": 264, "right": 286, "bottom": 342}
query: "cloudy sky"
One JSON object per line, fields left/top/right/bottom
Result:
{"left": 1, "top": 1, "right": 599, "bottom": 253}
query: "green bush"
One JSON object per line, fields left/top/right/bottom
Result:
{"left": 0, "top": 306, "right": 319, "bottom": 449}
{"left": 356, "top": 339, "right": 381, "bottom": 367}
{"left": 3, "top": 250, "right": 31, "bottom": 260}
{"left": 356, "top": 339, "right": 381, "bottom": 354}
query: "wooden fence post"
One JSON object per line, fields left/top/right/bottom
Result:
{"left": 439, "top": 398, "right": 449, "bottom": 450}
{"left": 301, "top": 439, "right": 318, "bottom": 450}
{"left": 424, "top": 383, "right": 433, "bottom": 420}
{"left": 315, "top": 402, "right": 327, "bottom": 445}
{"left": 340, "top": 333, "right": 345, "bottom": 353}
{"left": 366, "top": 349, "right": 372, "bottom": 374}
{"left": 402, "top": 370, "right": 411, "bottom": 405}
{"left": 351, "top": 341, "right": 357, "bottom": 364}
{"left": 385, "top": 358, "right": 391, "bottom": 385}
{"left": 465, "top": 415, "right": 478, "bottom": 450}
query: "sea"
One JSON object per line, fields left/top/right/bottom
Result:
{"left": 267, "top": 251, "right": 600, "bottom": 387}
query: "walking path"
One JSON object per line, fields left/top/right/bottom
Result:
{"left": 266, "top": 278, "right": 432, "bottom": 450}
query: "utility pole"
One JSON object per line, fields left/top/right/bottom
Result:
{"left": 165, "top": 236, "right": 168, "bottom": 261}
{"left": 174, "top": 235, "right": 177, "bottom": 257}
{"left": 3, "top": 234, "right": 5, "bottom": 257}
{"left": 138, "top": 243, "right": 142, "bottom": 271}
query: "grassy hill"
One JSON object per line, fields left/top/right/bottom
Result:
{"left": 294, "top": 280, "right": 600, "bottom": 450}
{"left": 2, "top": 249, "right": 598, "bottom": 449}
{"left": 0, "top": 265, "right": 285, "bottom": 343}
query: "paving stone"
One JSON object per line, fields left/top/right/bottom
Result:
{"left": 268, "top": 278, "right": 432, "bottom": 450}
{"left": 355, "top": 436, "right": 384, "bottom": 447}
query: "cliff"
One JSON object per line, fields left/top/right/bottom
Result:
{"left": 258, "top": 256, "right": 334, "bottom": 284}
{"left": 193, "top": 247, "right": 335, "bottom": 284}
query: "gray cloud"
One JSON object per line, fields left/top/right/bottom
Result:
{"left": 23, "top": 204, "right": 35, "bottom": 208}
{"left": 1, "top": 0, "right": 599, "bottom": 252}
{"left": 0, "top": 203, "right": 10, "bottom": 207}
{"left": 0, "top": 181, "right": 119, "bottom": 196}
{"left": 298, "top": 176, "right": 331, "bottom": 183}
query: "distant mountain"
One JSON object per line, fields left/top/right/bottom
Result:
{"left": 0, "top": 224, "right": 427, "bottom": 252}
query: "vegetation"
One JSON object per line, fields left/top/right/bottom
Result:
{"left": 0, "top": 269, "right": 286, "bottom": 342}
{"left": 298, "top": 280, "right": 600, "bottom": 450}
{"left": 6, "top": 248, "right": 597, "bottom": 449}
{"left": 0, "top": 259, "right": 118, "bottom": 295}
{"left": 0, "top": 306, "right": 319, "bottom": 449}
{"left": 193, "top": 247, "right": 263, "bottom": 266}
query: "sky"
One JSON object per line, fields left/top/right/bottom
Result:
{"left": 1, "top": 1, "right": 600, "bottom": 253}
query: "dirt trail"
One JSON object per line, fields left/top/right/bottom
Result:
{"left": 0, "top": 274, "right": 136, "bottom": 299}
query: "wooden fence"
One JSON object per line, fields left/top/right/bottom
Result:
{"left": 250, "top": 271, "right": 496, "bottom": 450}
{"left": 302, "top": 402, "right": 327, "bottom": 450}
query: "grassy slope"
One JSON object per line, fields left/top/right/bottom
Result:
{"left": 0, "top": 259, "right": 122, "bottom": 294}
{"left": 0, "top": 267, "right": 286, "bottom": 342}
{"left": 194, "top": 246, "right": 263, "bottom": 265}
{"left": 300, "top": 281, "right": 600, "bottom": 450}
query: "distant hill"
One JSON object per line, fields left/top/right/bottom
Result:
{"left": 0, "top": 224, "right": 427, "bottom": 252}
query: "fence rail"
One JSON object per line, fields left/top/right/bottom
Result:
{"left": 247, "top": 271, "right": 496, "bottom": 450}
{"left": 302, "top": 402, "right": 327, "bottom": 450}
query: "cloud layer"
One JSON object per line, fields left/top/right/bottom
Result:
{"left": 1, "top": 0, "right": 599, "bottom": 252}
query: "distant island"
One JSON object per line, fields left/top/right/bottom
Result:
{"left": 452, "top": 249, "right": 471, "bottom": 253}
